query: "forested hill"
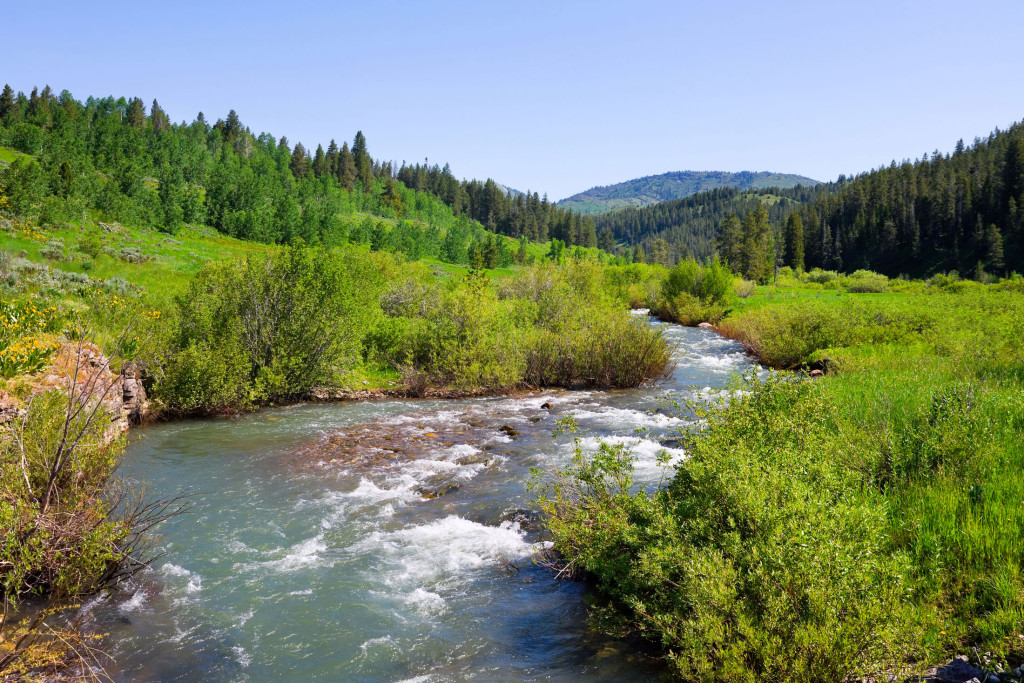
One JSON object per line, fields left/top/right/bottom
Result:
{"left": 594, "top": 187, "right": 811, "bottom": 264}
{"left": 0, "top": 82, "right": 599, "bottom": 251}
{"left": 597, "top": 120, "right": 1024, "bottom": 278}
{"left": 557, "top": 170, "right": 820, "bottom": 215}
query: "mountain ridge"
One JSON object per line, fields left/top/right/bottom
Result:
{"left": 557, "top": 170, "right": 820, "bottom": 215}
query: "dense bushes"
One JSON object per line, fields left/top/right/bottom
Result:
{"left": 365, "top": 263, "right": 672, "bottom": 390}
{"left": 540, "top": 378, "right": 915, "bottom": 681}
{"left": 718, "top": 295, "right": 944, "bottom": 368}
{"left": 654, "top": 257, "right": 733, "bottom": 325}
{"left": 158, "top": 244, "right": 385, "bottom": 412}
{"left": 540, "top": 285, "right": 1024, "bottom": 680}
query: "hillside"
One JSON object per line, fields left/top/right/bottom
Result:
{"left": 0, "top": 82, "right": 598, "bottom": 254}
{"left": 597, "top": 120, "right": 1024, "bottom": 278}
{"left": 557, "top": 170, "right": 820, "bottom": 215}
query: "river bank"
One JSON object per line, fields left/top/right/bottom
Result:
{"left": 59, "top": 319, "right": 744, "bottom": 681}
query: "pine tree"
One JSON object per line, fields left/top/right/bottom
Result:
{"left": 325, "top": 139, "right": 339, "bottom": 179}
{"left": 352, "top": 131, "right": 372, "bottom": 190}
{"left": 312, "top": 144, "right": 327, "bottom": 178}
{"left": 224, "top": 109, "right": 242, "bottom": 142}
{"left": 151, "top": 99, "right": 168, "bottom": 132}
{"left": 651, "top": 238, "right": 671, "bottom": 266}
{"left": 338, "top": 142, "right": 356, "bottom": 190}
{"left": 0, "top": 84, "right": 13, "bottom": 122}
{"left": 717, "top": 213, "right": 742, "bottom": 270}
{"left": 126, "top": 97, "right": 146, "bottom": 128}
{"left": 784, "top": 213, "right": 804, "bottom": 270}
{"left": 741, "top": 203, "right": 772, "bottom": 282}
{"left": 633, "top": 243, "right": 646, "bottom": 264}
{"left": 986, "top": 224, "right": 1005, "bottom": 275}
{"left": 290, "top": 143, "right": 310, "bottom": 179}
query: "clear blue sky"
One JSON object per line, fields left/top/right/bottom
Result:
{"left": 4, "top": 0, "right": 1024, "bottom": 200}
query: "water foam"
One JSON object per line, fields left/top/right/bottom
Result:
{"left": 570, "top": 404, "right": 681, "bottom": 428}
{"left": 242, "top": 535, "right": 327, "bottom": 573}
{"left": 356, "top": 515, "right": 548, "bottom": 584}
{"left": 575, "top": 435, "right": 686, "bottom": 477}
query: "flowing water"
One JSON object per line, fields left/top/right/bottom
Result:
{"left": 85, "top": 319, "right": 751, "bottom": 682}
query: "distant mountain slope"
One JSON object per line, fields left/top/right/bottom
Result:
{"left": 494, "top": 182, "right": 523, "bottom": 198}
{"left": 557, "top": 170, "right": 820, "bottom": 215}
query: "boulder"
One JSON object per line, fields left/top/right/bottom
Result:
{"left": 499, "top": 425, "right": 519, "bottom": 437}
{"left": 810, "top": 369, "right": 824, "bottom": 378}
{"left": 417, "top": 481, "right": 461, "bottom": 499}
{"left": 697, "top": 322, "right": 714, "bottom": 329}
{"left": 928, "top": 657, "right": 985, "bottom": 682}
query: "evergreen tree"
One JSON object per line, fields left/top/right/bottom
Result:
{"left": 126, "top": 97, "right": 146, "bottom": 128}
{"left": 312, "top": 144, "right": 327, "bottom": 178}
{"left": 784, "top": 213, "right": 804, "bottom": 270}
{"left": 352, "top": 131, "right": 372, "bottom": 190}
{"left": 337, "top": 142, "right": 356, "bottom": 190}
{"left": 717, "top": 213, "right": 742, "bottom": 269}
{"left": 325, "top": 139, "right": 339, "bottom": 178}
{"left": 151, "top": 99, "right": 168, "bottom": 132}
{"left": 986, "top": 224, "right": 1005, "bottom": 275}
{"left": 650, "top": 238, "right": 671, "bottom": 266}
{"left": 290, "top": 143, "right": 310, "bottom": 179}
{"left": 740, "top": 203, "right": 772, "bottom": 282}
{"left": 224, "top": 109, "right": 243, "bottom": 142}
{"left": 0, "top": 84, "right": 14, "bottom": 123}
{"left": 633, "top": 243, "right": 646, "bottom": 264}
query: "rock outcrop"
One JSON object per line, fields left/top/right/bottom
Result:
{"left": 1, "top": 342, "right": 150, "bottom": 438}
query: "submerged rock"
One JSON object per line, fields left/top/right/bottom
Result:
{"left": 499, "top": 508, "right": 541, "bottom": 531}
{"left": 417, "top": 481, "right": 461, "bottom": 499}
{"left": 499, "top": 425, "right": 519, "bottom": 437}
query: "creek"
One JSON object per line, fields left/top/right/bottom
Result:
{"left": 85, "top": 317, "right": 751, "bottom": 681}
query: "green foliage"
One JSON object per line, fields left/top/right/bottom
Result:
{"left": 1, "top": 388, "right": 127, "bottom": 603}
{"left": 541, "top": 284, "right": 1024, "bottom": 678}
{"left": 842, "top": 269, "right": 889, "bottom": 293}
{"left": 0, "top": 156, "right": 47, "bottom": 216}
{"left": 365, "top": 263, "right": 672, "bottom": 391}
{"left": 655, "top": 257, "right": 732, "bottom": 325}
{"left": 158, "top": 244, "right": 383, "bottom": 411}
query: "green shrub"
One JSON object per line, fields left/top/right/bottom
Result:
{"left": 364, "top": 264, "right": 673, "bottom": 390}
{"left": 157, "top": 244, "right": 384, "bottom": 411}
{"left": 38, "top": 239, "right": 66, "bottom": 261}
{"left": 843, "top": 269, "right": 889, "bottom": 293}
{"left": 661, "top": 256, "right": 732, "bottom": 303}
{"left": 1, "top": 389, "right": 128, "bottom": 602}
{"left": 657, "top": 292, "right": 725, "bottom": 326}
{"left": 718, "top": 296, "right": 941, "bottom": 368}
{"left": 77, "top": 232, "right": 103, "bottom": 259}
{"left": 537, "top": 378, "right": 915, "bottom": 681}
{"left": 733, "top": 278, "right": 756, "bottom": 298}
{"left": 803, "top": 267, "right": 840, "bottom": 284}
{"left": 655, "top": 257, "right": 732, "bottom": 324}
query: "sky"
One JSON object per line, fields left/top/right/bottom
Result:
{"left": 3, "top": 0, "right": 1024, "bottom": 200}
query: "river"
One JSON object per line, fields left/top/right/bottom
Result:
{"left": 83, "top": 318, "right": 751, "bottom": 682}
